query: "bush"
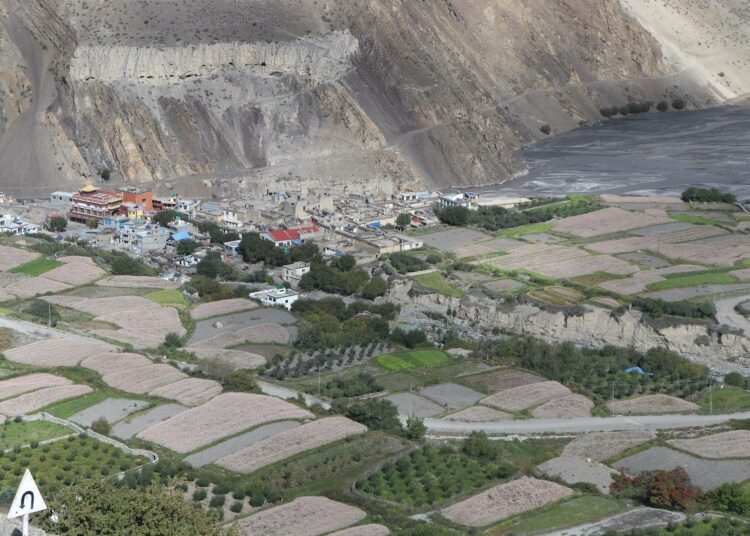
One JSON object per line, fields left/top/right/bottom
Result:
{"left": 192, "top": 489, "right": 207, "bottom": 501}
{"left": 657, "top": 100, "right": 669, "bottom": 112}
{"left": 539, "top": 124, "right": 551, "bottom": 135}
{"left": 48, "top": 216, "right": 68, "bottom": 232}
{"left": 209, "top": 495, "right": 225, "bottom": 508}
{"left": 681, "top": 187, "right": 736, "bottom": 204}
{"left": 230, "top": 501, "right": 243, "bottom": 513}
{"left": 109, "top": 253, "right": 155, "bottom": 276}
{"left": 24, "top": 300, "right": 60, "bottom": 326}
{"left": 196, "top": 478, "right": 210, "bottom": 488}
{"left": 724, "top": 372, "right": 748, "bottom": 388}
{"left": 224, "top": 370, "right": 258, "bottom": 393}
{"left": 90, "top": 418, "right": 111, "bottom": 435}
{"left": 672, "top": 98, "right": 687, "bottom": 110}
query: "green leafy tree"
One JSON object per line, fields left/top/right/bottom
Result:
{"left": 38, "top": 480, "right": 228, "bottom": 535}
{"left": 48, "top": 216, "right": 68, "bottom": 232}
{"left": 435, "top": 205, "right": 470, "bottom": 226}
{"left": 361, "top": 277, "right": 388, "bottom": 299}
{"left": 176, "top": 239, "right": 197, "bottom": 256}
{"left": 152, "top": 210, "right": 181, "bottom": 227}
{"left": 396, "top": 212, "right": 411, "bottom": 228}
{"left": 404, "top": 416, "right": 427, "bottom": 441}
{"left": 332, "top": 398, "right": 401, "bottom": 434}
{"left": 91, "top": 417, "right": 111, "bottom": 435}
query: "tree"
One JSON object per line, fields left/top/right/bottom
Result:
{"left": 539, "top": 124, "right": 551, "bottom": 135}
{"left": 435, "top": 205, "right": 470, "bottom": 226}
{"left": 361, "top": 277, "right": 388, "bottom": 300}
{"left": 86, "top": 218, "right": 99, "bottom": 229}
{"left": 657, "top": 100, "right": 669, "bottom": 112}
{"left": 672, "top": 98, "right": 687, "bottom": 110}
{"left": 99, "top": 168, "right": 111, "bottom": 181}
{"left": 332, "top": 398, "right": 401, "bottom": 434}
{"left": 197, "top": 251, "right": 232, "bottom": 279}
{"left": 48, "top": 216, "right": 67, "bottom": 232}
{"left": 224, "top": 369, "right": 258, "bottom": 393}
{"left": 176, "top": 239, "right": 197, "bottom": 256}
{"left": 707, "top": 482, "right": 750, "bottom": 515}
{"left": 110, "top": 253, "right": 154, "bottom": 276}
{"left": 404, "top": 416, "right": 427, "bottom": 441}
{"left": 152, "top": 210, "right": 181, "bottom": 227}
{"left": 332, "top": 254, "right": 357, "bottom": 272}
{"left": 396, "top": 212, "right": 411, "bottom": 229}
{"left": 38, "top": 480, "right": 227, "bottom": 535}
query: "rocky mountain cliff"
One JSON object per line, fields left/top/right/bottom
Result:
{"left": 0, "top": 0, "right": 744, "bottom": 195}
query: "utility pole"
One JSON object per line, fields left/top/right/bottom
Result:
{"left": 611, "top": 380, "right": 615, "bottom": 416}
{"left": 709, "top": 377, "right": 713, "bottom": 415}
{"left": 48, "top": 302, "right": 51, "bottom": 328}
{"left": 317, "top": 367, "right": 321, "bottom": 398}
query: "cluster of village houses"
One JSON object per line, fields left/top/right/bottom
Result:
{"left": 0, "top": 186, "right": 530, "bottom": 306}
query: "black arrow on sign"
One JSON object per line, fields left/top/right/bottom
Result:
{"left": 20, "top": 491, "right": 34, "bottom": 509}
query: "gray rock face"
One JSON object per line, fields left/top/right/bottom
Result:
{"left": 0, "top": 0, "right": 741, "bottom": 194}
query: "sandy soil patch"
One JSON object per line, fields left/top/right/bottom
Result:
{"left": 328, "top": 525, "right": 390, "bottom": 536}
{"left": 669, "top": 430, "right": 750, "bottom": 459}
{"left": 5, "top": 339, "right": 115, "bottom": 367}
{"left": 217, "top": 417, "right": 367, "bottom": 473}
{"left": 5, "top": 277, "right": 72, "bottom": 298}
{"left": 235, "top": 496, "right": 366, "bottom": 536}
{"left": 69, "top": 398, "right": 150, "bottom": 427}
{"left": 537, "top": 456, "right": 617, "bottom": 494}
{"left": 480, "top": 381, "right": 571, "bottom": 412}
{"left": 0, "top": 246, "right": 38, "bottom": 271}
{"left": 41, "top": 257, "right": 106, "bottom": 286}
{"left": 419, "top": 383, "right": 483, "bottom": 409}
{"left": 111, "top": 404, "right": 187, "bottom": 439}
{"left": 608, "top": 395, "right": 699, "bottom": 416}
{"left": 102, "top": 364, "right": 187, "bottom": 394}
{"left": 441, "top": 476, "right": 573, "bottom": 527}
{"left": 96, "top": 276, "right": 179, "bottom": 289}
{"left": 0, "top": 373, "right": 72, "bottom": 401}
{"left": 148, "top": 378, "right": 222, "bottom": 406}
{"left": 137, "top": 393, "right": 314, "bottom": 453}
{"left": 443, "top": 406, "right": 512, "bottom": 422}
{"left": 191, "top": 298, "right": 258, "bottom": 320}
{"left": 730, "top": 268, "right": 750, "bottom": 281}
{"left": 462, "top": 369, "right": 544, "bottom": 393}
{"left": 614, "top": 447, "right": 750, "bottom": 491}
{"left": 532, "top": 394, "right": 593, "bottom": 419}
{"left": 79, "top": 352, "right": 153, "bottom": 375}
{"left": 419, "top": 228, "right": 489, "bottom": 251}
{"left": 186, "top": 347, "right": 266, "bottom": 370}
{"left": 184, "top": 421, "right": 301, "bottom": 468}
{"left": 554, "top": 207, "right": 672, "bottom": 238}
{"left": 0, "top": 385, "right": 93, "bottom": 416}
{"left": 384, "top": 393, "right": 444, "bottom": 418}
{"left": 562, "top": 431, "right": 656, "bottom": 462}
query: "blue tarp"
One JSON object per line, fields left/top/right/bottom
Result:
{"left": 625, "top": 366, "right": 647, "bottom": 375}
{"left": 171, "top": 231, "right": 191, "bottom": 241}
{"left": 367, "top": 221, "right": 381, "bottom": 228}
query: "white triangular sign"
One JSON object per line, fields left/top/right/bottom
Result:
{"left": 7, "top": 469, "right": 47, "bottom": 519}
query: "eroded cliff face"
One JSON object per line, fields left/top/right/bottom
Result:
{"left": 0, "top": 0, "right": 742, "bottom": 194}
{"left": 403, "top": 290, "right": 750, "bottom": 374}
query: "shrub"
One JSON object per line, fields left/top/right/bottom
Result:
{"left": 230, "top": 501, "right": 243, "bottom": 513}
{"left": 672, "top": 98, "right": 686, "bottom": 110}
{"left": 539, "top": 124, "right": 552, "bottom": 135}
{"left": 657, "top": 100, "right": 669, "bottom": 112}
{"left": 91, "top": 418, "right": 111, "bottom": 435}
{"left": 681, "top": 187, "right": 736, "bottom": 204}
{"left": 192, "top": 489, "right": 207, "bottom": 501}
{"left": 196, "top": 478, "right": 210, "bottom": 488}
{"left": 209, "top": 495, "right": 225, "bottom": 508}
{"left": 213, "top": 483, "right": 231, "bottom": 495}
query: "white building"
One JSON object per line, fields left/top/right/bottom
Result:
{"left": 249, "top": 287, "right": 300, "bottom": 310}
{"left": 50, "top": 191, "right": 73, "bottom": 206}
{"left": 281, "top": 261, "right": 310, "bottom": 287}
{"left": 0, "top": 214, "right": 41, "bottom": 235}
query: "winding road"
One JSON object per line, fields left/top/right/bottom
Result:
{"left": 715, "top": 295, "right": 750, "bottom": 335}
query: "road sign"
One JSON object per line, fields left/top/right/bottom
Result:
{"left": 7, "top": 469, "right": 47, "bottom": 519}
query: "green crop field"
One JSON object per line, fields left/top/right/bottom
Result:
{"left": 376, "top": 350, "right": 451, "bottom": 370}
{"left": 9, "top": 257, "right": 61, "bottom": 276}
{"left": 358, "top": 445, "right": 515, "bottom": 509}
{"left": 42, "top": 391, "right": 114, "bottom": 419}
{"left": 0, "top": 421, "right": 71, "bottom": 450}
{"left": 0, "top": 434, "right": 145, "bottom": 497}
{"left": 671, "top": 214, "right": 735, "bottom": 229}
{"left": 494, "top": 222, "right": 554, "bottom": 238}
{"left": 412, "top": 273, "right": 464, "bottom": 298}
{"left": 144, "top": 289, "right": 189, "bottom": 306}
{"left": 698, "top": 387, "right": 750, "bottom": 413}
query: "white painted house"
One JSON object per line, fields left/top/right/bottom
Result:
{"left": 249, "top": 287, "right": 300, "bottom": 310}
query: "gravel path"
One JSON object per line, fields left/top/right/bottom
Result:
{"left": 111, "top": 403, "right": 188, "bottom": 439}
{"left": 541, "top": 507, "right": 685, "bottom": 536}
{"left": 69, "top": 398, "right": 150, "bottom": 427}
{"left": 715, "top": 295, "right": 750, "bottom": 335}
{"left": 184, "top": 420, "right": 301, "bottom": 467}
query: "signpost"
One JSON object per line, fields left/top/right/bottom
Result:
{"left": 7, "top": 469, "right": 46, "bottom": 536}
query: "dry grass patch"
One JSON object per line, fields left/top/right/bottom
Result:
{"left": 0, "top": 373, "right": 72, "bottom": 401}
{"left": 191, "top": 298, "right": 258, "bottom": 320}
{"left": 0, "top": 246, "right": 38, "bottom": 271}
{"left": 443, "top": 406, "right": 512, "bottom": 422}
{"left": 608, "top": 394, "right": 700, "bottom": 416}
{"left": 554, "top": 207, "right": 671, "bottom": 237}
{"left": 217, "top": 416, "right": 367, "bottom": 473}
{"left": 185, "top": 347, "right": 266, "bottom": 370}
{"left": 5, "top": 277, "right": 72, "bottom": 298}
{"left": 562, "top": 431, "right": 656, "bottom": 462}
{"left": 235, "top": 496, "right": 366, "bottom": 536}
{"left": 5, "top": 339, "right": 115, "bottom": 367}
{"left": 462, "top": 369, "right": 544, "bottom": 393}
{"left": 440, "top": 476, "right": 573, "bottom": 527}
{"left": 79, "top": 352, "right": 153, "bottom": 375}
{"left": 148, "top": 378, "right": 222, "bottom": 406}
{"left": 328, "top": 525, "right": 390, "bottom": 536}
{"left": 669, "top": 430, "right": 750, "bottom": 459}
{"left": 532, "top": 394, "right": 594, "bottom": 419}
{"left": 102, "top": 364, "right": 187, "bottom": 394}
{"left": 96, "top": 276, "right": 178, "bottom": 289}
{"left": 480, "top": 381, "right": 571, "bottom": 412}
{"left": 40, "top": 256, "right": 105, "bottom": 286}
{"left": 0, "top": 385, "right": 93, "bottom": 416}
{"left": 137, "top": 393, "right": 313, "bottom": 453}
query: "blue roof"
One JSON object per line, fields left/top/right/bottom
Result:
{"left": 367, "top": 221, "right": 381, "bottom": 228}
{"left": 171, "top": 231, "right": 191, "bottom": 241}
